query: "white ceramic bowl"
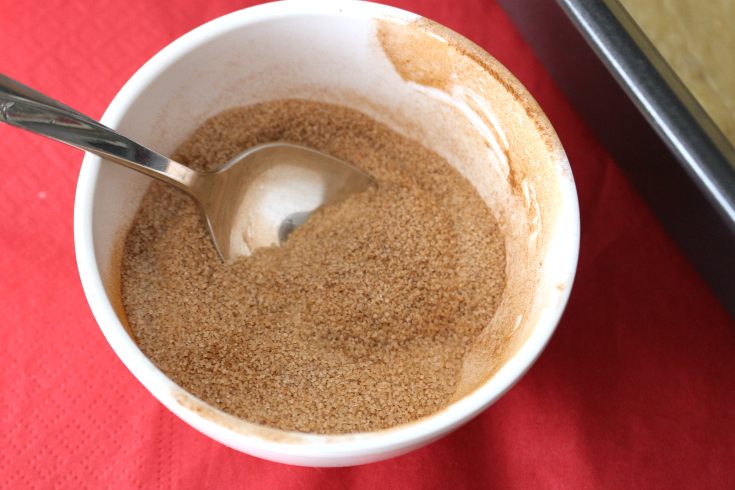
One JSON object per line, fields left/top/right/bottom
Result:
{"left": 74, "top": 0, "right": 579, "bottom": 467}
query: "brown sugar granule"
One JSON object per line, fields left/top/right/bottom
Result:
{"left": 121, "top": 100, "right": 506, "bottom": 434}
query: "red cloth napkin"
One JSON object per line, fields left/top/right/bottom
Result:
{"left": 1, "top": 0, "right": 734, "bottom": 488}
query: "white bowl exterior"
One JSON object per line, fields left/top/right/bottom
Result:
{"left": 74, "top": 0, "right": 579, "bottom": 466}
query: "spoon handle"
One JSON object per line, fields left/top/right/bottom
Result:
{"left": 0, "top": 73, "right": 199, "bottom": 192}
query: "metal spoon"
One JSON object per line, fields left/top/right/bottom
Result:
{"left": 0, "top": 74, "right": 376, "bottom": 261}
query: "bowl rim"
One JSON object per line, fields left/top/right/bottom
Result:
{"left": 74, "top": 0, "right": 580, "bottom": 460}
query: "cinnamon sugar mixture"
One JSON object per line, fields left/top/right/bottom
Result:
{"left": 121, "top": 100, "right": 505, "bottom": 434}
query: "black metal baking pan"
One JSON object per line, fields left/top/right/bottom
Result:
{"left": 497, "top": 0, "right": 735, "bottom": 318}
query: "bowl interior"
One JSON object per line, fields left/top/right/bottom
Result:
{"left": 78, "top": 1, "right": 578, "bottom": 465}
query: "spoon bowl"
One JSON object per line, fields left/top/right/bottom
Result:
{"left": 193, "top": 142, "right": 376, "bottom": 259}
{"left": 0, "top": 73, "right": 376, "bottom": 261}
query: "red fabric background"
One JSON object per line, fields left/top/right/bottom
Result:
{"left": 1, "top": 0, "right": 734, "bottom": 488}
